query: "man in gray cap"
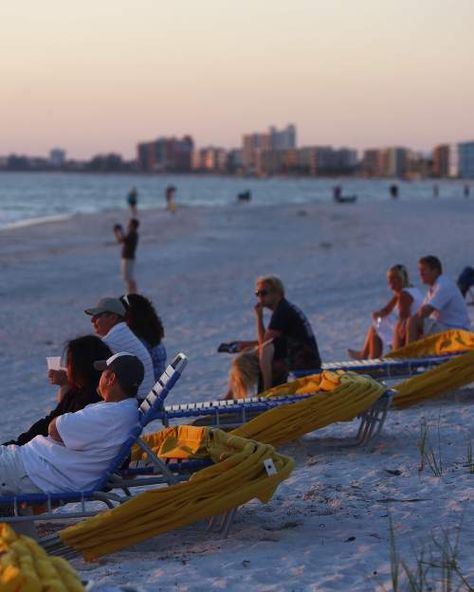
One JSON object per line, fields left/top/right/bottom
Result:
{"left": 0, "top": 353, "right": 142, "bottom": 496}
{"left": 84, "top": 297, "right": 154, "bottom": 399}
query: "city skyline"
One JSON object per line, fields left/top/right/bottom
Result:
{"left": 1, "top": 0, "right": 473, "bottom": 159}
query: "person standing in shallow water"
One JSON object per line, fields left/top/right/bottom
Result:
{"left": 127, "top": 187, "right": 138, "bottom": 217}
{"left": 165, "top": 185, "right": 177, "bottom": 213}
{"left": 114, "top": 218, "right": 139, "bottom": 294}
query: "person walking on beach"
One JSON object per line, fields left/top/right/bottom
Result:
{"left": 84, "top": 297, "right": 154, "bottom": 400}
{"left": 224, "top": 275, "right": 321, "bottom": 399}
{"left": 406, "top": 255, "right": 470, "bottom": 343}
{"left": 114, "top": 218, "right": 139, "bottom": 294}
{"left": 127, "top": 187, "right": 138, "bottom": 217}
{"left": 165, "top": 185, "right": 177, "bottom": 213}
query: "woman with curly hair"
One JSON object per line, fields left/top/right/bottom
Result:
{"left": 121, "top": 293, "right": 167, "bottom": 379}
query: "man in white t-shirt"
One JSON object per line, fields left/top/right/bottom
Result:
{"left": 0, "top": 352, "right": 142, "bottom": 496}
{"left": 406, "top": 255, "right": 471, "bottom": 343}
{"left": 84, "top": 297, "right": 154, "bottom": 399}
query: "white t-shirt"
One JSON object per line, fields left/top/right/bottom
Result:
{"left": 103, "top": 322, "right": 155, "bottom": 399}
{"left": 20, "top": 398, "right": 139, "bottom": 494}
{"left": 405, "top": 287, "right": 424, "bottom": 316}
{"left": 424, "top": 274, "right": 470, "bottom": 330}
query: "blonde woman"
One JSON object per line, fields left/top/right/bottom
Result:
{"left": 348, "top": 264, "right": 423, "bottom": 360}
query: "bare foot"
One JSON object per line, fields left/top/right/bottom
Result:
{"left": 347, "top": 348, "right": 364, "bottom": 360}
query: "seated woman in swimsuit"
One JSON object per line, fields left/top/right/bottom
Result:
{"left": 348, "top": 264, "right": 423, "bottom": 360}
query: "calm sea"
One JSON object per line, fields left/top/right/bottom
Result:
{"left": 0, "top": 172, "right": 468, "bottom": 229}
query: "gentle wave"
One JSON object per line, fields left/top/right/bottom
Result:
{"left": 0, "top": 172, "right": 469, "bottom": 230}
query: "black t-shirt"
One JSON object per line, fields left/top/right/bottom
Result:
{"left": 268, "top": 298, "right": 322, "bottom": 370}
{"left": 122, "top": 229, "right": 138, "bottom": 259}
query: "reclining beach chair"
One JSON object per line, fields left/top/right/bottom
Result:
{"left": 152, "top": 371, "right": 393, "bottom": 448}
{"left": 0, "top": 353, "right": 188, "bottom": 529}
{"left": 41, "top": 425, "right": 295, "bottom": 561}
{"left": 293, "top": 329, "right": 474, "bottom": 380}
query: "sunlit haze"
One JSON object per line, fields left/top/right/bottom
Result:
{"left": 1, "top": 0, "right": 473, "bottom": 158}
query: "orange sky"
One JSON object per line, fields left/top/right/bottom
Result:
{"left": 1, "top": 0, "right": 473, "bottom": 158}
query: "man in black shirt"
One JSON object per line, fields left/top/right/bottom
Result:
{"left": 114, "top": 218, "right": 139, "bottom": 293}
{"left": 225, "top": 275, "right": 321, "bottom": 398}
{"left": 255, "top": 275, "right": 321, "bottom": 391}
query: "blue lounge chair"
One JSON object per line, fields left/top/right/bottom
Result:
{"left": 0, "top": 353, "right": 188, "bottom": 528}
{"left": 157, "top": 386, "right": 395, "bottom": 447}
{"left": 293, "top": 352, "right": 466, "bottom": 380}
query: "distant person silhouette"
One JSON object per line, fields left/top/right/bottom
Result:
{"left": 165, "top": 185, "right": 177, "bottom": 213}
{"left": 127, "top": 187, "right": 138, "bottom": 217}
{"left": 113, "top": 219, "right": 140, "bottom": 293}
{"left": 464, "top": 184, "right": 470, "bottom": 198}
{"left": 389, "top": 184, "right": 399, "bottom": 199}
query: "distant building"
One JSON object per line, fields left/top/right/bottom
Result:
{"left": 448, "top": 144, "right": 459, "bottom": 178}
{"left": 192, "top": 146, "right": 228, "bottom": 172}
{"left": 385, "top": 147, "right": 408, "bottom": 177}
{"left": 49, "top": 148, "right": 66, "bottom": 168}
{"left": 269, "top": 125, "right": 296, "bottom": 150}
{"left": 361, "top": 149, "right": 384, "bottom": 177}
{"left": 242, "top": 124, "right": 296, "bottom": 175}
{"left": 258, "top": 145, "right": 357, "bottom": 176}
{"left": 361, "top": 147, "right": 408, "bottom": 178}
{"left": 458, "top": 141, "right": 474, "bottom": 179}
{"left": 432, "top": 144, "right": 450, "bottom": 177}
{"left": 226, "top": 149, "right": 243, "bottom": 174}
{"left": 137, "top": 136, "right": 194, "bottom": 173}
{"left": 405, "top": 151, "right": 431, "bottom": 179}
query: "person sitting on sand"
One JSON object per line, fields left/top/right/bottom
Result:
{"left": 348, "top": 264, "right": 423, "bottom": 360}
{"left": 224, "top": 275, "right": 322, "bottom": 399}
{"left": 113, "top": 218, "right": 140, "bottom": 294}
{"left": 406, "top": 255, "right": 470, "bottom": 343}
{"left": 84, "top": 297, "right": 154, "bottom": 400}
{"left": 0, "top": 353, "right": 142, "bottom": 496}
{"left": 2, "top": 336, "right": 112, "bottom": 446}
{"left": 120, "top": 293, "right": 167, "bottom": 380}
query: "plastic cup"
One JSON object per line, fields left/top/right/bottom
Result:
{"left": 46, "top": 356, "right": 62, "bottom": 371}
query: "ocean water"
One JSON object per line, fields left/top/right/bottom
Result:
{"left": 0, "top": 172, "right": 469, "bottom": 229}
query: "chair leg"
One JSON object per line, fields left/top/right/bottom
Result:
{"left": 207, "top": 507, "right": 238, "bottom": 537}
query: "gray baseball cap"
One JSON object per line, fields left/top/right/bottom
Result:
{"left": 84, "top": 297, "right": 126, "bottom": 317}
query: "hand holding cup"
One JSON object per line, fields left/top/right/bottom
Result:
{"left": 48, "top": 369, "right": 68, "bottom": 386}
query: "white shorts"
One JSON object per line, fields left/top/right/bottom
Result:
{"left": 121, "top": 258, "right": 135, "bottom": 283}
{"left": 0, "top": 446, "right": 42, "bottom": 495}
{"left": 423, "top": 318, "right": 449, "bottom": 337}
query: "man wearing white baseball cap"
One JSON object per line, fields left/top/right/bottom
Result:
{"left": 0, "top": 352, "right": 142, "bottom": 496}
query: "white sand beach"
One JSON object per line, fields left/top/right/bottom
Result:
{"left": 2, "top": 197, "right": 474, "bottom": 591}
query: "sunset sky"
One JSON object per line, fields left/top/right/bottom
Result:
{"left": 1, "top": 0, "right": 473, "bottom": 159}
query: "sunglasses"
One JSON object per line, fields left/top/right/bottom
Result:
{"left": 255, "top": 289, "right": 269, "bottom": 297}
